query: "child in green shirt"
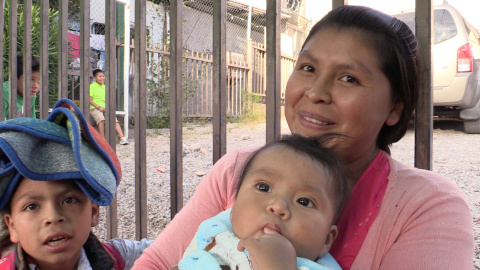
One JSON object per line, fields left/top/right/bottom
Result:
{"left": 2, "top": 55, "right": 40, "bottom": 119}
{"left": 89, "top": 69, "right": 128, "bottom": 145}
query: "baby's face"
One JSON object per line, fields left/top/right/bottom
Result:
{"left": 3, "top": 178, "right": 99, "bottom": 270}
{"left": 230, "top": 146, "right": 338, "bottom": 261}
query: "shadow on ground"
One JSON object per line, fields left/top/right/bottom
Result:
{"left": 433, "top": 119, "right": 464, "bottom": 132}
{"left": 407, "top": 119, "right": 465, "bottom": 132}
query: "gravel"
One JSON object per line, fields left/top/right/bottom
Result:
{"left": 93, "top": 119, "right": 479, "bottom": 269}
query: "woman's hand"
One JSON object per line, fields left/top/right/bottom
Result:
{"left": 237, "top": 227, "right": 297, "bottom": 270}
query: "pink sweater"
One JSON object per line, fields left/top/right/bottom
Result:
{"left": 132, "top": 147, "right": 474, "bottom": 270}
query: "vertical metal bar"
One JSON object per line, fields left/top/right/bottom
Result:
{"left": 209, "top": 55, "right": 212, "bottom": 115}
{"left": 246, "top": 39, "right": 252, "bottom": 96}
{"left": 105, "top": 0, "right": 117, "bottom": 151}
{"left": 212, "top": 0, "right": 226, "bottom": 163}
{"left": 266, "top": 0, "right": 281, "bottom": 143}
{"left": 170, "top": 0, "right": 183, "bottom": 218}
{"left": 195, "top": 59, "right": 199, "bottom": 115}
{"left": 0, "top": 0, "right": 5, "bottom": 120}
{"left": 332, "top": 0, "right": 348, "bottom": 9}
{"left": 414, "top": 0, "right": 433, "bottom": 170}
{"left": 58, "top": 0, "right": 68, "bottom": 100}
{"left": 123, "top": 3, "right": 131, "bottom": 140}
{"left": 80, "top": 0, "right": 91, "bottom": 116}
{"left": 105, "top": 0, "right": 118, "bottom": 239}
{"left": 227, "top": 63, "right": 231, "bottom": 114}
{"left": 201, "top": 57, "right": 204, "bottom": 116}
{"left": 8, "top": 0, "right": 17, "bottom": 119}
{"left": 39, "top": 0, "right": 49, "bottom": 119}
{"left": 134, "top": 0, "right": 148, "bottom": 239}
{"left": 23, "top": 0, "right": 32, "bottom": 117}
{"left": 262, "top": 47, "right": 266, "bottom": 96}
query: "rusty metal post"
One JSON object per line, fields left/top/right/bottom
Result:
{"left": 39, "top": 0, "right": 49, "bottom": 119}
{"left": 58, "top": 0, "right": 68, "bottom": 100}
{"left": 23, "top": 0, "right": 32, "bottom": 117}
{"left": 332, "top": 0, "right": 348, "bottom": 9}
{"left": 212, "top": 0, "right": 227, "bottom": 163}
{"left": 415, "top": 0, "right": 433, "bottom": 170}
{"left": 134, "top": 0, "right": 148, "bottom": 240}
{"left": 170, "top": 0, "right": 183, "bottom": 217}
{"left": 0, "top": 0, "right": 5, "bottom": 120}
{"left": 8, "top": 0, "right": 18, "bottom": 119}
{"left": 266, "top": 0, "right": 281, "bottom": 143}
{"left": 80, "top": 0, "right": 91, "bottom": 116}
{"left": 105, "top": 0, "right": 118, "bottom": 239}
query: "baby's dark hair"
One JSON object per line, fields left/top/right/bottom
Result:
{"left": 92, "top": 69, "right": 104, "bottom": 77}
{"left": 236, "top": 133, "right": 350, "bottom": 224}
{"left": 16, "top": 55, "right": 40, "bottom": 78}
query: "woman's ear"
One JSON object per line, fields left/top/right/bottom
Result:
{"left": 90, "top": 203, "right": 100, "bottom": 227}
{"left": 385, "top": 100, "right": 404, "bottom": 126}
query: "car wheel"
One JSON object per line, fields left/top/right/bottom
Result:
{"left": 464, "top": 119, "right": 480, "bottom": 134}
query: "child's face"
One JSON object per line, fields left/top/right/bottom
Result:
{"left": 94, "top": 72, "right": 105, "bottom": 85}
{"left": 3, "top": 178, "right": 99, "bottom": 270}
{"left": 16, "top": 71, "right": 41, "bottom": 98}
{"left": 230, "top": 146, "right": 338, "bottom": 261}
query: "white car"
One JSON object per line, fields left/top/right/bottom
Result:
{"left": 391, "top": 4, "right": 480, "bottom": 133}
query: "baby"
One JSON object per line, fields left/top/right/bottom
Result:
{"left": 178, "top": 134, "right": 350, "bottom": 270}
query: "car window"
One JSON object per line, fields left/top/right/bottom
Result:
{"left": 434, "top": 9, "right": 457, "bottom": 43}
{"left": 393, "top": 9, "right": 458, "bottom": 44}
{"left": 463, "top": 18, "right": 480, "bottom": 44}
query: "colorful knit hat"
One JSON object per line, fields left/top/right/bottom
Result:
{"left": 0, "top": 98, "right": 121, "bottom": 209}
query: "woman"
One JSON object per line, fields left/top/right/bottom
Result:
{"left": 133, "top": 5, "right": 474, "bottom": 270}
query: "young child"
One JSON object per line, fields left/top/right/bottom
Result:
{"left": 177, "top": 134, "right": 350, "bottom": 270}
{"left": 2, "top": 55, "right": 40, "bottom": 119}
{"left": 89, "top": 69, "right": 128, "bottom": 145}
{"left": 0, "top": 99, "right": 150, "bottom": 269}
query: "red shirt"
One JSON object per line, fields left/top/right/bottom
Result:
{"left": 330, "top": 151, "right": 390, "bottom": 270}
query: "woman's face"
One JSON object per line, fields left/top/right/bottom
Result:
{"left": 285, "top": 28, "right": 402, "bottom": 163}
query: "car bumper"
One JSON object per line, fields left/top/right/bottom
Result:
{"left": 434, "top": 73, "right": 480, "bottom": 108}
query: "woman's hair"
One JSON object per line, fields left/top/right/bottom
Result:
{"left": 236, "top": 134, "right": 350, "bottom": 223}
{"left": 303, "top": 5, "right": 420, "bottom": 153}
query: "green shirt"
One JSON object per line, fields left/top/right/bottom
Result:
{"left": 2, "top": 81, "right": 37, "bottom": 119}
{"left": 89, "top": 81, "right": 106, "bottom": 109}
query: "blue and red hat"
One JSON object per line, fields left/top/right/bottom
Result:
{"left": 0, "top": 99, "right": 121, "bottom": 209}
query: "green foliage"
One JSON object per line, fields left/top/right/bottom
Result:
{"left": 146, "top": 54, "right": 199, "bottom": 120}
{"left": 3, "top": 1, "right": 63, "bottom": 107}
{"left": 146, "top": 116, "right": 169, "bottom": 129}
{"left": 229, "top": 90, "right": 265, "bottom": 124}
{"left": 47, "top": 0, "right": 80, "bottom": 23}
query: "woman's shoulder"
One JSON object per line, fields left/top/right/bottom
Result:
{"left": 386, "top": 154, "right": 467, "bottom": 202}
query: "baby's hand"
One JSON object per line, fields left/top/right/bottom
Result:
{"left": 237, "top": 227, "right": 296, "bottom": 270}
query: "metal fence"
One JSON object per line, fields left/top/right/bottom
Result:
{"left": 1, "top": 0, "right": 434, "bottom": 242}
{"left": 142, "top": 45, "right": 250, "bottom": 118}
{"left": 251, "top": 40, "right": 296, "bottom": 102}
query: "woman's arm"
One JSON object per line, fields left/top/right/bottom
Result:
{"left": 132, "top": 147, "right": 257, "bottom": 270}
{"left": 354, "top": 165, "right": 474, "bottom": 270}
{"left": 378, "top": 189, "right": 474, "bottom": 269}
